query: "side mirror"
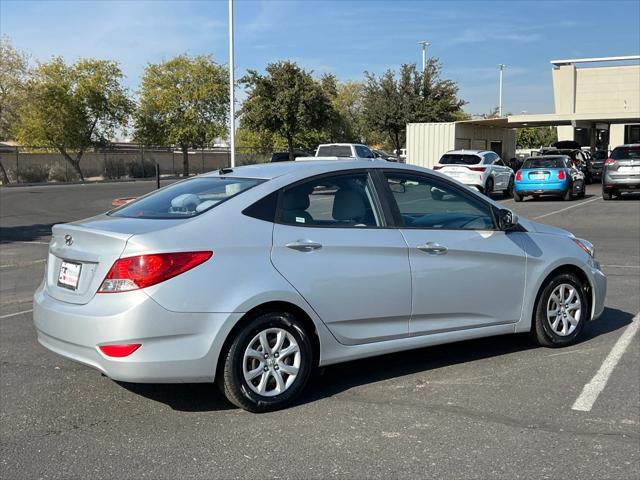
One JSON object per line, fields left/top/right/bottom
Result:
{"left": 497, "top": 208, "right": 519, "bottom": 231}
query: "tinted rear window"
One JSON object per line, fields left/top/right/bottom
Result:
{"left": 522, "top": 157, "right": 567, "bottom": 169}
{"left": 110, "top": 177, "right": 264, "bottom": 219}
{"left": 611, "top": 146, "right": 640, "bottom": 160}
{"left": 316, "top": 145, "right": 353, "bottom": 157}
{"left": 439, "top": 154, "right": 481, "bottom": 165}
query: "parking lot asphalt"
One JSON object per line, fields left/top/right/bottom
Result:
{"left": 1, "top": 180, "right": 639, "bottom": 479}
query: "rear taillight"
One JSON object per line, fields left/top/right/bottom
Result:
{"left": 98, "top": 251, "right": 213, "bottom": 293}
{"left": 557, "top": 170, "right": 566, "bottom": 180}
{"left": 515, "top": 170, "right": 522, "bottom": 181}
{"left": 99, "top": 344, "right": 141, "bottom": 357}
{"left": 433, "top": 165, "right": 443, "bottom": 170}
{"left": 468, "top": 167, "right": 486, "bottom": 172}
{"left": 604, "top": 158, "right": 615, "bottom": 166}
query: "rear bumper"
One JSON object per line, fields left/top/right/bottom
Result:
{"left": 515, "top": 180, "right": 567, "bottom": 195}
{"left": 587, "top": 262, "right": 607, "bottom": 321}
{"left": 33, "top": 285, "right": 242, "bottom": 383}
{"left": 603, "top": 173, "right": 640, "bottom": 191}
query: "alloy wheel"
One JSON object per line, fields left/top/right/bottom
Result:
{"left": 546, "top": 283, "right": 582, "bottom": 336}
{"left": 242, "top": 328, "right": 301, "bottom": 397}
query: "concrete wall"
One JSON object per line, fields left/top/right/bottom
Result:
{"left": 406, "top": 123, "right": 516, "bottom": 168}
{"left": 552, "top": 64, "right": 640, "bottom": 115}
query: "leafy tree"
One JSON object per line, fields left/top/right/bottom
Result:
{"left": 240, "top": 61, "right": 332, "bottom": 161}
{"left": 235, "top": 126, "right": 287, "bottom": 153}
{"left": 362, "top": 60, "right": 465, "bottom": 154}
{"left": 517, "top": 126, "right": 557, "bottom": 149}
{"left": 0, "top": 37, "right": 29, "bottom": 142}
{"left": 14, "top": 57, "right": 132, "bottom": 180}
{"left": 135, "top": 54, "right": 228, "bottom": 176}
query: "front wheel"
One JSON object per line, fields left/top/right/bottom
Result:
{"left": 218, "top": 312, "right": 313, "bottom": 412}
{"left": 531, "top": 273, "right": 587, "bottom": 348}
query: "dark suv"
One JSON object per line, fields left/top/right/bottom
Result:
{"left": 602, "top": 144, "right": 640, "bottom": 200}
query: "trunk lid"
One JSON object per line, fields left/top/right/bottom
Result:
{"left": 46, "top": 215, "right": 182, "bottom": 304}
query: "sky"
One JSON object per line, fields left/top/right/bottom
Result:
{"left": 1, "top": 0, "right": 639, "bottom": 116}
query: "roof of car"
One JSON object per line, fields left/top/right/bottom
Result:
{"left": 200, "top": 159, "right": 401, "bottom": 180}
{"left": 444, "top": 150, "right": 489, "bottom": 155}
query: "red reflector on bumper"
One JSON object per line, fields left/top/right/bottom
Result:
{"left": 99, "top": 344, "right": 141, "bottom": 357}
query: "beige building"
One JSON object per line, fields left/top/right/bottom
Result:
{"left": 511, "top": 55, "right": 640, "bottom": 150}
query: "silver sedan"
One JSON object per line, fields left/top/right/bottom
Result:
{"left": 34, "top": 161, "right": 606, "bottom": 412}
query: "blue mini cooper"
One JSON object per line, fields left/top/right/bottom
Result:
{"left": 514, "top": 156, "right": 586, "bottom": 202}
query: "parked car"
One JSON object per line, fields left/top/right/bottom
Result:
{"left": 540, "top": 148, "right": 591, "bottom": 183}
{"left": 34, "top": 161, "right": 606, "bottom": 412}
{"left": 433, "top": 150, "right": 514, "bottom": 197}
{"left": 372, "top": 149, "right": 399, "bottom": 162}
{"left": 270, "top": 150, "right": 312, "bottom": 162}
{"left": 602, "top": 144, "right": 640, "bottom": 200}
{"left": 514, "top": 156, "right": 585, "bottom": 202}
{"left": 311, "top": 143, "right": 377, "bottom": 161}
{"left": 589, "top": 150, "right": 608, "bottom": 181}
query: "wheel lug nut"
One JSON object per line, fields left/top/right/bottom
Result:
{"left": 274, "top": 353, "right": 279, "bottom": 358}
{"left": 274, "top": 365, "right": 279, "bottom": 370}
{"left": 263, "top": 366, "right": 268, "bottom": 371}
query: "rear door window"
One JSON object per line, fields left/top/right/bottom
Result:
{"left": 111, "top": 177, "right": 263, "bottom": 219}
{"left": 278, "top": 173, "right": 382, "bottom": 227}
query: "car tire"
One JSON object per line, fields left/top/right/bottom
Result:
{"left": 218, "top": 311, "right": 313, "bottom": 413}
{"left": 484, "top": 177, "right": 494, "bottom": 197}
{"left": 531, "top": 273, "right": 588, "bottom": 348}
{"left": 562, "top": 186, "right": 573, "bottom": 201}
{"left": 602, "top": 189, "right": 612, "bottom": 200}
{"left": 504, "top": 177, "right": 514, "bottom": 198}
{"left": 579, "top": 182, "right": 586, "bottom": 198}
{"left": 513, "top": 190, "right": 523, "bottom": 202}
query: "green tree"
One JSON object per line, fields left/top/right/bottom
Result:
{"left": 135, "top": 54, "right": 228, "bottom": 176}
{"left": 0, "top": 37, "right": 30, "bottom": 142}
{"left": 14, "top": 57, "right": 132, "bottom": 180}
{"left": 517, "top": 126, "right": 557, "bottom": 149}
{"left": 362, "top": 60, "right": 465, "bottom": 154}
{"left": 240, "top": 61, "right": 332, "bottom": 161}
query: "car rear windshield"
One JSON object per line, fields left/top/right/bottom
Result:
{"left": 522, "top": 157, "right": 567, "bottom": 169}
{"left": 110, "top": 177, "right": 264, "bottom": 219}
{"left": 316, "top": 145, "right": 353, "bottom": 157}
{"left": 611, "top": 146, "right": 640, "bottom": 160}
{"left": 438, "top": 154, "right": 481, "bottom": 165}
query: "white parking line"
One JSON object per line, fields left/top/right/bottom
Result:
{"left": 0, "top": 309, "right": 33, "bottom": 319}
{"left": 533, "top": 196, "right": 601, "bottom": 220}
{"left": 571, "top": 313, "right": 640, "bottom": 412}
{"left": 0, "top": 259, "right": 46, "bottom": 268}
{"left": 16, "top": 241, "right": 50, "bottom": 245}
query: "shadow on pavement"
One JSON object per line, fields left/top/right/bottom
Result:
{"left": 0, "top": 223, "right": 58, "bottom": 244}
{"left": 117, "top": 306, "right": 633, "bottom": 413}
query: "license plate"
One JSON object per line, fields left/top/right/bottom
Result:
{"left": 619, "top": 166, "right": 640, "bottom": 173}
{"left": 531, "top": 173, "right": 545, "bottom": 180}
{"left": 57, "top": 261, "right": 82, "bottom": 290}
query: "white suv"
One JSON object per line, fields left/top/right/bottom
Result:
{"left": 434, "top": 150, "right": 515, "bottom": 197}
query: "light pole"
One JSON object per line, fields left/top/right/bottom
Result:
{"left": 498, "top": 64, "right": 505, "bottom": 117}
{"left": 418, "top": 41, "right": 430, "bottom": 72}
{"left": 228, "top": 0, "right": 235, "bottom": 168}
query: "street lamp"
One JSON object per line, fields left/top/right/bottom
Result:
{"left": 228, "top": 0, "right": 235, "bottom": 168}
{"left": 498, "top": 64, "right": 505, "bottom": 117}
{"left": 418, "top": 41, "right": 430, "bottom": 72}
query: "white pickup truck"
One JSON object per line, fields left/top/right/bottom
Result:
{"left": 299, "top": 143, "right": 378, "bottom": 161}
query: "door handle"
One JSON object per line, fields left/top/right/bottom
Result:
{"left": 417, "top": 242, "right": 448, "bottom": 255}
{"left": 286, "top": 240, "right": 323, "bottom": 252}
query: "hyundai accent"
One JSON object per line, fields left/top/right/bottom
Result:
{"left": 34, "top": 161, "right": 606, "bottom": 412}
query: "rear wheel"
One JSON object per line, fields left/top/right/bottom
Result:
{"left": 602, "top": 189, "right": 612, "bottom": 200}
{"left": 531, "top": 273, "right": 587, "bottom": 348}
{"left": 504, "top": 176, "right": 514, "bottom": 198}
{"left": 484, "top": 177, "right": 494, "bottom": 197}
{"left": 562, "top": 185, "right": 573, "bottom": 201}
{"left": 513, "top": 190, "right": 523, "bottom": 202}
{"left": 218, "top": 311, "right": 313, "bottom": 413}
